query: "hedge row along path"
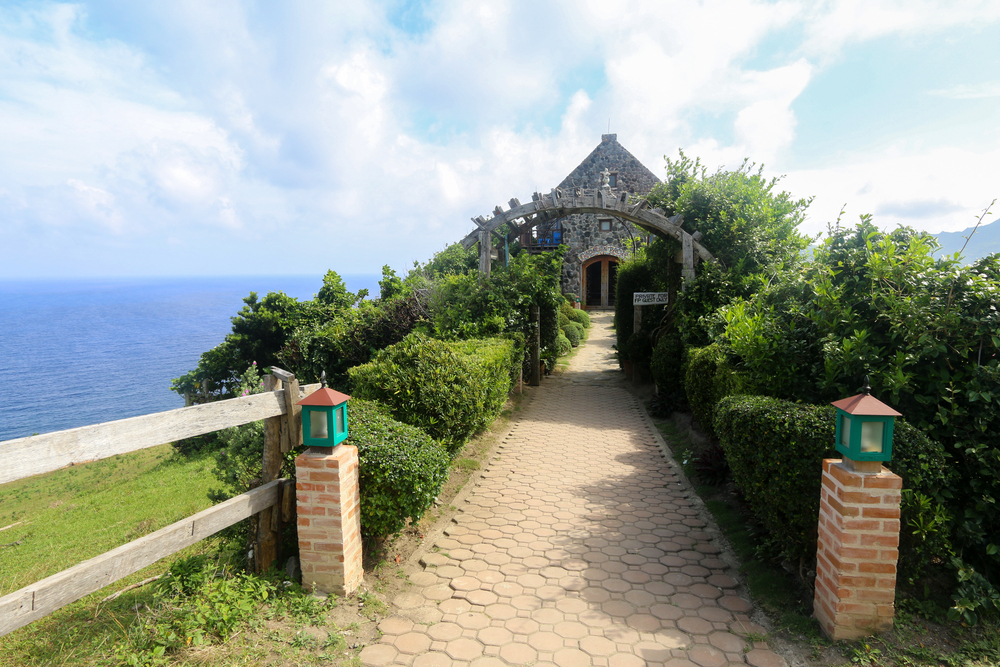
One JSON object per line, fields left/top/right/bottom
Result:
{"left": 361, "top": 312, "right": 791, "bottom": 667}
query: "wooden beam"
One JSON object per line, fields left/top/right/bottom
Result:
{"left": 508, "top": 198, "right": 520, "bottom": 209}
{"left": 0, "top": 384, "right": 321, "bottom": 486}
{"left": 0, "top": 480, "right": 282, "bottom": 638}
{"left": 269, "top": 367, "right": 294, "bottom": 383}
{"left": 478, "top": 229, "right": 492, "bottom": 278}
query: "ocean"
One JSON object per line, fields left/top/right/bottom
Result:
{"left": 0, "top": 274, "right": 380, "bottom": 443}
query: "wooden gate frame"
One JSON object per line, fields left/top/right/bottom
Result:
{"left": 461, "top": 188, "right": 715, "bottom": 286}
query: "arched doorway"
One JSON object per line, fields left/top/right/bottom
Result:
{"left": 582, "top": 255, "right": 619, "bottom": 309}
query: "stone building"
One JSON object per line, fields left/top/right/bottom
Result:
{"left": 521, "top": 134, "right": 661, "bottom": 309}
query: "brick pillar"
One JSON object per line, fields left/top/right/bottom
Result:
{"left": 814, "top": 458, "right": 901, "bottom": 640}
{"left": 295, "top": 446, "right": 363, "bottom": 596}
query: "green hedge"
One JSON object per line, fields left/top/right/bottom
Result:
{"left": 714, "top": 395, "right": 954, "bottom": 573}
{"left": 562, "top": 322, "right": 585, "bottom": 347}
{"left": 348, "top": 333, "right": 516, "bottom": 454}
{"left": 684, "top": 344, "right": 757, "bottom": 439}
{"left": 614, "top": 258, "right": 655, "bottom": 352}
{"left": 569, "top": 308, "right": 591, "bottom": 328}
{"left": 651, "top": 333, "right": 685, "bottom": 391}
{"left": 561, "top": 325, "right": 580, "bottom": 347}
{"left": 350, "top": 400, "right": 450, "bottom": 538}
{"left": 556, "top": 332, "right": 572, "bottom": 357}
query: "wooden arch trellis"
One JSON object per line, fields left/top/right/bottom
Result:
{"left": 460, "top": 186, "right": 717, "bottom": 288}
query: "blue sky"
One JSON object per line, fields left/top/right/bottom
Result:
{"left": 1, "top": 0, "right": 997, "bottom": 278}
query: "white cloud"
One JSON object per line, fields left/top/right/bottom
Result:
{"left": 928, "top": 81, "right": 1000, "bottom": 99}
{"left": 782, "top": 145, "right": 1000, "bottom": 236}
{"left": 0, "top": 0, "right": 997, "bottom": 277}
{"left": 801, "top": 0, "right": 1000, "bottom": 59}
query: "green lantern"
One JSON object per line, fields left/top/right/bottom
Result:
{"left": 297, "top": 371, "right": 350, "bottom": 449}
{"left": 831, "top": 377, "right": 901, "bottom": 463}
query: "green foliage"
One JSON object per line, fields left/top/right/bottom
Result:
{"left": 614, "top": 249, "right": 656, "bottom": 352}
{"left": 555, "top": 332, "right": 572, "bottom": 357}
{"left": 684, "top": 345, "right": 757, "bottom": 439}
{"left": 316, "top": 269, "right": 362, "bottom": 309}
{"left": 716, "top": 221, "right": 1000, "bottom": 593}
{"left": 625, "top": 330, "right": 654, "bottom": 366}
{"left": 279, "top": 291, "right": 428, "bottom": 388}
{"left": 949, "top": 559, "right": 1000, "bottom": 625}
{"left": 427, "top": 247, "right": 563, "bottom": 374}
{"left": 379, "top": 264, "right": 404, "bottom": 300}
{"left": 171, "top": 270, "right": 371, "bottom": 401}
{"left": 647, "top": 151, "right": 811, "bottom": 285}
{"left": 651, "top": 332, "right": 685, "bottom": 391}
{"left": 714, "top": 395, "right": 954, "bottom": 573}
{"left": 561, "top": 323, "right": 581, "bottom": 347}
{"left": 116, "top": 555, "right": 276, "bottom": 665}
{"left": 350, "top": 399, "right": 450, "bottom": 538}
{"left": 348, "top": 333, "right": 516, "bottom": 453}
{"left": 566, "top": 306, "right": 591, "bottom": 328}
{"left": 409, "top": 242, "right": 479, "bottom": 279}
{"left": 171, "top": 290, "right": 302, "bottom": 400}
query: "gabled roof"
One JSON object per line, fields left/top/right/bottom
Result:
{"left": 831, "top": 393, "right": 902, "bottom": 417}
{"left": 557, "top": 134, "right": 661, "bottom": 195}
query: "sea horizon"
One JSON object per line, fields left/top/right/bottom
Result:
{"left": 0, "top": 273, "right": 381, "bottom": 443}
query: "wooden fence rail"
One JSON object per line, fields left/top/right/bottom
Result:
{"left": 0, "top": 480, "right": 284, "bottom": 638}
{"left": 0, "top": 372, "right": 319, "bottom": 639}
{"left": 0, "top": 382, "right": 319, "bottom": 486}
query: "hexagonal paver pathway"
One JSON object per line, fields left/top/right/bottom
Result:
{"left": 361, "top": 312, "right": 787, "bottom": 667}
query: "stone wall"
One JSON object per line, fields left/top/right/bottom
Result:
{"left": 553, "top": 135, "right": 661, "bottom": 295}
{"left": 557, "top": 134, "right": 661, "bottom": 195}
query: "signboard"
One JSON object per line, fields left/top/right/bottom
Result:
{"left": 633, "top": 292, "right": 669, "bottom": 306}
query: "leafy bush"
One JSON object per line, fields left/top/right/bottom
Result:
{"left": 567, "top": 307, "right": 591, "bottom": 328}
{"left": 559, "top": 310, "right": 571, "bottom": 328}
{"left": 684, "top": 344, "right": 757, "bottom": 439}
{"left": 279, "top": 291, "right": 428, "bottom": 388}
{"left": 349, "top": 400, "right": 450, "bottom": 538}
{"left": 714, "top": 395, "right": 954, "bottom": 576}
{"left": 556, "top": 332, "right": 572, "bottom": 357}
{"left": 614, "top": 250, "right": 656, "bottom": 351}
{"left": 348, "top": 333, "right": 516, "bottom": 453}
{"left": 561, "top": 324, "right": 581, "bottom": 347}
{"left": 625, "top": 330, "right": 654, "bottom": 366}
{"left": 651, "top": 332, "right": 685, "bottom": 391}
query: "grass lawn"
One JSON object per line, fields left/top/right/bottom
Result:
{"left": 0, "top": 444, "right": 221, "bottom": 665}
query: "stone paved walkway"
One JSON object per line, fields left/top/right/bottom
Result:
{"left": 360, "top": 313, "right": 787, "bottom": 667}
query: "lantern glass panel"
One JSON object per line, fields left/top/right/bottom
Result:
{"left": 861, "top": 421, "right": 884, "bottom": 453}
{"left": 839, "top": 414, "right": 851, "bottom": 448}
{"left": 310, "top": 411, "right": 328, "bottom": 440}
{"left": 336, "top": 406, "right": 345, "bottom": 433}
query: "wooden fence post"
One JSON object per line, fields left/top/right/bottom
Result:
{"left": 529, "top": 306, "right": 541, "bottom": 386}
{"left": 255, "top": 373, "right": 283, "bottom": 573}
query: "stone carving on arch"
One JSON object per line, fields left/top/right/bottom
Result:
{"left": 461, "top": 187, "right": 716, "bottom": 287}
{"left": 578, "top": 244, "right": 631, "bottom": 263}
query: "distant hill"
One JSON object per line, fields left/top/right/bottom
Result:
{"left": 934, "top": 217, "right": 1000, "bottom": 264}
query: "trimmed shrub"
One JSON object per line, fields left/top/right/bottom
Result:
{"left": 350, "top": 399, "right": 450, "bottom": 539}
{"left": 567, "top": 308, "right": 591, "bottom": 328}
{"left": 558, "top": 310, "right": 572, "bottom": 328}
{"left": 651, "top": 333, "right": 685, "bottom": 391}
{"left": 348, "top": 333, "right": 516, "bottom": 453}
{"left": 714, "top": 395, "right": 954, "bottom": 574}
{"left": 684, "top": 344, "right": 757, "bottom": 439}
{"left": 556, "top": 332, "right": 572, "bottom": 357}
{"left": 614, "top": 255, "right": 655, "bottom": 349}
{"left": 279, "top": 292, "right": 428, "bottom": 388}
{"left": 625, "top": 331, "right": 654, "bottom": 366}
{"left": 562, "top": 324, "right": 581, "bottom": 347}
{"left": 569, "top": 321, "right": 585, "bottom": 342}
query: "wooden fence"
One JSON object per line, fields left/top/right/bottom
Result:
{"left": 0, "top": 369, "right": 316, "bottom": 638}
